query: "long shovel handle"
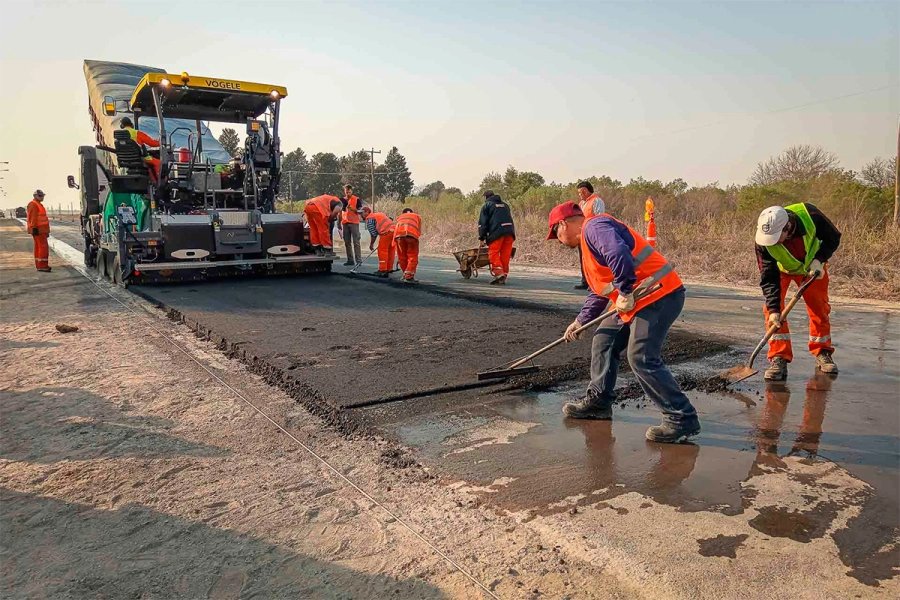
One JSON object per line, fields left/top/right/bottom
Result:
{"left": 746, "top": 275, "right": 816, "bottom": 368}
{"left": 350, "top": 248, "right": 377, "bottom": 273}
{"left": 505, "top": 283, "right": 663, "bottom": 371}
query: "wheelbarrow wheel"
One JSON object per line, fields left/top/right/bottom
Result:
{"left": 460, "top": 267, "right": 473, "bottom": 279}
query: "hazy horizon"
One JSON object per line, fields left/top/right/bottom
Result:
{"left": 1, "top": 0, "right": 897, "bottom": 210}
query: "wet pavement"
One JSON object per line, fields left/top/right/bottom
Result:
{"left": 44, "top": 219, "right": 900, "bottom": 590}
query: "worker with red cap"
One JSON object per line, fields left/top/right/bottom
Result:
{"left": 26, "top": 189, "right": 51, "bottom": 272}
{"left": 754, "top": 203, "right": 841, "bottom": 381}
{"left": 304, "top": 194, "right": 343, "bottom": 255}
{"left": 362, "top": 206, "right": 396, "bottom": 277}
{"left": 547, "top": 201, "right": 699, "bottom": 444}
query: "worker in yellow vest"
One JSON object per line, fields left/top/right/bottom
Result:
{"left": 754, "top": 204, "right": 841, "bottom": 381}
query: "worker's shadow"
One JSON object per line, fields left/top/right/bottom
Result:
{"left": 1, "top": 488, "right": 447, "bottom": 599}
{"left": 0, "top": 386, "right": 227, "bottom": 464}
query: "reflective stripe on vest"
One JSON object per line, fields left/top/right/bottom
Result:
{"left": 369, "top": 212, "right": 395, "bottom": 235}
{"left": 579, "top": 214, "right": 683, "bottom": 323}
{"left": 394, "top": 213, "right": 421, "bottom": 239}
{"left": 342, "top": 195, "right": 361, "bottom": 225}
{"left": 765, "top": 203, "right": 821, "bottom": 275}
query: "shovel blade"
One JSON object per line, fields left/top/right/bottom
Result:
{"left": 720, "top": 365, "right": 758, "bottom": 386}
{"left": 477, "top": 365, "right": 541, "bottom": 381}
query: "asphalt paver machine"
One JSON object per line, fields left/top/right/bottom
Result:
{"left": 73, "top": 60, "right": 330, "bottom": 285}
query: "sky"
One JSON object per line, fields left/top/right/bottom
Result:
{"left": 0, "top": 0, "right": 897, "bottom": 210}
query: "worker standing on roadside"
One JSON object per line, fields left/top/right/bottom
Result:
{"left": 362, "top": 206, "right": 396, "bottom": 277}
{"left": 548, "top": 201, "right": 699, "bottom": 444}
{"left": 394, "top": 207, "right": 422, "bottom": 283}
{"left": 575, "top": 181, "right": 605, "bottom": 289}
{"left": 341, "top": 184, "right": 363, "bottom": 267}
{"left": 754, "top": 203, "right": 841, "bottom": 381}
{"left": 478, "top": 190, "right": 515, "bottom": 285}
{"left": 304, "top": 194, "right": 342, "bottom": 256}
{"left": 119, "top": 117, "right": 160, "bottom": 182}
{"left": 27, "top": 189, "right": 51, "bottom": 272}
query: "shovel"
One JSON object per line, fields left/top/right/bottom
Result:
{"left": 720, "top": 275, "right": 816, "bottom": 386}
{"left": 478, "top": 283, "right": 662, "bottom": 381}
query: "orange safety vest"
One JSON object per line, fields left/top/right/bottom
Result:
{"left": 26, "top": 199, "right": 50, "bottom": 234}
{"left": 580, "top": 214, "right": 683, "bottom": 323}
{"left": 342, "top": 195, "right": 361, "bottom": 225}
{"left": 307, "top": 194, "right": 340, "bottom": 217}
{"left": 394, "top": 212, "right": 421, "bottom": 239}
{"left": 368, "top": 212, "right": 395, "bottom": 236}
{"left": 580, "top": 193, "right": 603, "bottom": 219}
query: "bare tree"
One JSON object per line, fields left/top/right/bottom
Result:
{"left": 749, "top": 145, "right": 840, "bottom": 185}
{"left": 859, "top": 156, "right": 897, "bottom": 189}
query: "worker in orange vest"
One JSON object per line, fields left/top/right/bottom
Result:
{"left": 340, "top": 184, "right": 363, "bottom": 266}
{"left": 548, "top": 201, "right": 699, "bottom": 444}
{"left": 394, "top": 207, "right": 422, "bottom": 283}
{"left": 304, "top": 194, "right": 343, "bottom": 255}
{"left": 362, "top": 206, "right": 396, "bottom": 277}
{"left": 26, "top": 189, "right": 51, "bottom": 272}
{"left": 120, "top": 117, "right": 160, "bottom": 183}
{"left": 574, "top": 181, "right": 605, "bottom": 289}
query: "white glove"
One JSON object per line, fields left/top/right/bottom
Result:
{"left": 564, "top": 320, "right": 583, "bottom": 342}
{"left": 767, "top": 312, "right": 782, "bottom": 328}
{"left": 808, "top": 259, "right": 824, "bottom": 279}
{"left": 615, "top": 292, "right": 635, "bottom": 312}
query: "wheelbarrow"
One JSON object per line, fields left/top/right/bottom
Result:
{"left": 453, "top": 244, "right": 517, "bottom": 279}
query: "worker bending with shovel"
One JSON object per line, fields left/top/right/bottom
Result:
{"left": 754, "top": 203, "right": 841, "bottom": 380}
{"left": 394, "top": 208, "right": 421, "bottom": 283}
{"left": 362, "top": 206, "right": 396, "bottom": 278}
{"left": 304, "top": 194, "right": 343, "bottom": 256}
{"left": 547, "top": 201, "right": 700, "bottom": 444}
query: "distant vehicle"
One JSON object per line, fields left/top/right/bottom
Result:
{"left": 15, "top": 207, "right": 26, "bottom": 218}
{"left": 0, "top": 210, "right": 6, "bottom": 218}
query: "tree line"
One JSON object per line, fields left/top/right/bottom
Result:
{"left": 218, "top": 128, "right": 414, "bottom": 202}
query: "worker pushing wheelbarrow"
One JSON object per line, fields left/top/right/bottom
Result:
{"left": 453, "top": 190, "right": 517, "bottom": 284}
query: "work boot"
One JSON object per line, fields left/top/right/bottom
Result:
{"left": 490, "top": 274, "right": 504, "bottom": 285}
{"left": 37, "top": 267, "right": 52, "bottom": 272}
{"left": 574, "top": 282, "right": 588, "bottom": 290}
{"left": 645, "top": 419, "right": 701, "bottom": 444}
{"left": 343, "top": 260, "right": 355, "bottom": 266}
{"left": 563, "top": 394, "right": 612, "bottom": 420}
{"left": 815, "top": 351, "right": 838, "bottom": 375}
{"left": 376, "top": 270, "right": 390, "bottom": 278}
{"left": 764, "top": 357, "right": 788, "bottom": 381}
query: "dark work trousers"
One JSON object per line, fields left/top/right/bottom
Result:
{"left": 343, "top": 222, "right": 362, "bottom": 264}
{"left": 587, "top": 288, "right": 698, "bottom": 424}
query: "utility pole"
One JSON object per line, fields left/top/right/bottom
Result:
{"left": 367, "top": 148, "right": 381, "bottom": 209}
{"left": 894, "top": 116, "right": 899, "bottom": 230}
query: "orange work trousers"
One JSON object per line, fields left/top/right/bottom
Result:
{"left": 395, "top": 236, "right": 419, "bottom": 279}
{"left": 377, "top": 234, "right": 395, "bottom": 272}
{"left": 304, "top": 206, "right": 332, "bottom": 249}
{"left": 32, "top": 233, "right": 49, "bottom": 270}
{"left": 488, "top": 235, "right": 514, "bottom": 276}
{"left": 764, "top": 270, "right": 833, "bottom": 361}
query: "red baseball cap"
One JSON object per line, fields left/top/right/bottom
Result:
{"left": 547, "top": 201, "right": 584, "bottom": 239}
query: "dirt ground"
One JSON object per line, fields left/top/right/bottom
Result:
{"left": 0, "top": 221, "right": 634, "bottom": 598}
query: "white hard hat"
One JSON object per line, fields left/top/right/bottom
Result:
{"left": 755, "top": 206, "right": 789, "bottom": 246}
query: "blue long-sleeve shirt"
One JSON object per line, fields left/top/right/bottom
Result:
{"left": 576, "top": 217, "right": 637, "bottom": 324}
